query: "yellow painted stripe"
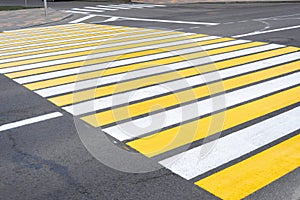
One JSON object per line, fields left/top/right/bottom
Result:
{"left": 0, "top": 28, "right": 143, "bottom": 53}
{"left": 24, "top": 36, "right": 233, "bottom": 90}
{"left": 49, "top": 43, "right": 284, "bottom": 107}
{"left": 0, "top": 31, "right": 178, "bottom": 68}
{"left": 82, "top": 60, "right": 300, "bottom": 127}
{"left": 0, "top": 30, "right": 149, "bottom": 58}
{"left": 0, "top": 28, "right": 126, "bottom": 47}
{"left": 0, "top": 30, "right": 128, "bottom": 53}
{"left": 0, "top": 25, "right": 130, "bottom": 47}
{"left": 5, "top": 34, "right": 205, "bottom": 78}
{"left": 195, "top": 133, "right": 300, "bottom": 200}
{"left": 127, "top": 86, "right": 300, "bottom": 157}
{"left": 0, "top": 30, "right": 193, "bottom": 61}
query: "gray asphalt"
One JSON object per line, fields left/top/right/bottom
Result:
{"left": 0, "top": 1, "right": 300, "bottom": 200}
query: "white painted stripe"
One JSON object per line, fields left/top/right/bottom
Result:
{"left": 0, "top": 29, "right": 152, "bottom": 56}
{"left": 102, "top": 72, "right": 300, "bottom": 141}
{"left": 0, "top": 112, "right": 63, "bottom": 132}
{"left": 0, "top": 32, "right": 192, "bottom": 74}
{"left": 0, "top": 31, "right": 192, "bottom": 64}
{"left": 64, "top": 10, "right": 89, "bottom": 15}
{"left": 120, "top": 17, "right": 219, "bottom": 26}
{"left": 0, "top": 27, "right": 136, "bottom": 51}
{"left": 96, "top": 5, "right": 127, "bottom": 10}
{"left": 159, "top": 106, "right": 300, "bottom": 180}
{"left": 64, "top": 50, "right": 299, "bottom": 116}
{"left": 233, "top": 24, "right": 300, "bottom": 38}
{"left": 14, "top": 36, "right": 224, "bottom": 84}
{"left": 107, "top": 5, "right": 131, "bottom": 9}
{"left": 72, "top": 8, "right": 104, "bottom": 13}
{"left": 34, "top": 44, "right": 282, "bottom": 98}
{"left": 85, "top": 6, "right": 117, "bottom": 11}
{"left": 69, "top": 15, "right": 96, "bottom": 24}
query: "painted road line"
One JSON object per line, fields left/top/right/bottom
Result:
{"left": 0, "top": 112, "right": 63, "bottom": 132}
{"left": 0, "top": 24, "right": 128, "bottom": 48}
{"left": 103, "top": 73, "right": 300, "bottom": 142}
{"left": 0, "top": 28, "right": 175, "bottom": 55}
{"left": 0, "top": 29, "right": 157, "bottom": 58}
{"left": 0, "top": 32, "right": 192, "bottom": 73}
{"left": 2, "top": 34, "right": 202, "bottom": 79}
{"left": 0, "top": 32, "right": 198, "bottom": 65}
{"left": 195, "top": 131, "right": 300, "bottom": 199}
{"left": 96, "top": 5, "right": 128, "bottom": 10}
{"left": 0, "top": 30, "right": 192, "bottom": 66}
{"left": 85, "top": 6, "right": 117, "bottom": 11}
{"left": 36, "top": 43, "right": 279, "bottom": 99}
{"left": 79, "top": 57, "right": 300, "bottom": 126}
{"left": 126, "top": 85, "right": 300, "bottom": 157}
{"left": 72, "top": 8, "right": 104, "bottom": 13}
{"left": 159, "top": 106, "right": 300, "bottom": 180}
{"left": 62, "top": 46, "right": 298, "bottom": 115}
{"left": 49, "top": 46, "right": 296, "bottom": 108}
{"left": 15, "top": 36, "right": 222, "bottom": 85}
{"left": 233, "top": 24, "right": 300, "bottom": 38}
{"left": 69, "top": 15, "right": 97, "bottom": 24}
{"left": 64, "top": 10, "right": 89, "bottom": 15}
{"left": 16, "top": 38, "right": 244, "bottom": 87}
{"left": 105, "top": 5, "right": 131, "bottom": 9}
{"left": 0, "top": 25, "right": 136, "bottom": 50}
{"left": 10, "top": 36, "right": 211, "bottom": 81}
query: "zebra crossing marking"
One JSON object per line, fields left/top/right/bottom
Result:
{"left": 0, "top": 23, "right": 299, "bottom": 199}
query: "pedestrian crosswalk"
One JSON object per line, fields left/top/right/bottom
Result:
{"left": 0, "top": 23, "right": 299, "bottom": 199}
{"left": 64, "top": 4, "right": 166, "bottom": 15}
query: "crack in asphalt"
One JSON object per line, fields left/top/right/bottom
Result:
{"left": 5, "top": 130, "right": 97, "bottom": 200}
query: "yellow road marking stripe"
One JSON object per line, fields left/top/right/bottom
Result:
{"left": 195, "top": 133, "right": 300, "bottom": 200}
{"left": 0, "top": 28, "right": 164, "bottom": 59}
{"left": 5, "top": 34, "right": 205, "bottom": 78}
{"left": 82, "top": 60, "right": 300, "bottom": 127}
{"left": 0, "top": 30, "right": 131, "bottom": 53}
{"left": 24, "top": 37, "right": 234, "bottom": 90}
{"left": 0, "top": 29, "right": 168, "bottom": 60}
{"left": 0, "top": 32, "right": 204, "bottom": 66}
{"left": 0, "top": 31, "right": 190, "bottom": 69}
{"left": 127, "top": 86, "right": 300, "bottom": 157}
{"left": 0, "top": 25, "right": 131, "bottom": 46}
{"left": 0, "top": 27, "right": 127, "bottom": 47}
{"left": 0, "top": 25, "right": 148, "bottom": 52}
{"left": 48, "top": 42, "right": 281, "bottom": 107}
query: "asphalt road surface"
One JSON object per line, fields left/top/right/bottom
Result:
{"left": 0, "top": 2, "right": 300, "bottom": 200}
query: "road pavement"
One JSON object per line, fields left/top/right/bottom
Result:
{"left": 0, "top": 2, "right": 299, "bottom": 200}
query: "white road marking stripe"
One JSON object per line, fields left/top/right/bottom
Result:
{"left": 102, "top": 72, "right": 300, "bottom": 141}
{"left": 0, "top": 32, "right": 193, "bottom": 74}
{"left": 14, "top": 36, "right": 225, "bottom": 83}
{"left": 96, "top": 5, "right": 128, "bottom": 10}
{"left": 85, "top": 6, "right": 117, "bottom": 11}
{"left": 233, "top": 24, "right": 300, "bottom": 38}
{"left": 64, "top": 10, "right": 89, "bottom": 15}
{"left": 72, "top": 8, "right": 104, "bottom": 13}
{"left": 64, "top": 50, "right": 299, "bottom": 116}
{"left": 0, "top": 112, "right": 63, "bottom": 132}
{"left": 0, "top": 31, "right": 194, "bottom": 64}
{"left": 118, "top": 17, "right": 219, "bottom": 26}
{"left": 69, "top": 15, "right": 96, "bottom": 24}
{"left": 34, "top": 44, "right": 282, "bottom": 98}
{"left": 0, "top": 26, "right": 136, "bottom": 51}
{"left": 106, "top": 5, "right": 131, "bottom": 9}
{"left": 0, "top": 29, "right": 153, "bottom": 56}
{"left": 159, "top": 106, "right": 300, "bottom": 180}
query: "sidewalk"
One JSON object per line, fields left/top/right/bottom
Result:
{"left": 0, "top": 7, "right": 72, "bottom": 32}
